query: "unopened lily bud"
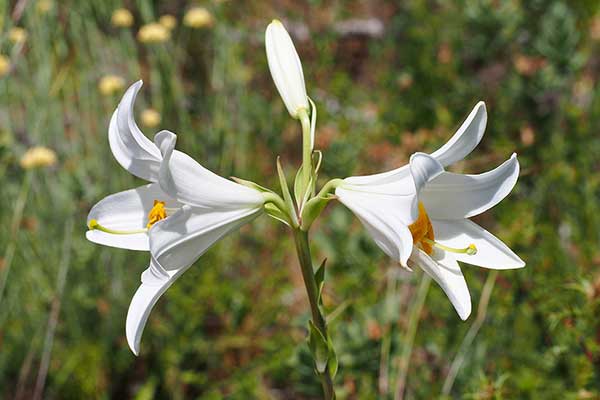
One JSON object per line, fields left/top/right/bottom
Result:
{"left": 20, "top": 146, "right": 57, "bottom": 169}
{"left": 265, "top": 20, "right": 309, "bottom": 118}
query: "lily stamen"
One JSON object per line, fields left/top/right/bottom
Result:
{"left": 88, "top": 219, "right": 148, "bottom": 235}
{"left": 146, "top": 200, "right": 167, "bottom": 228}
{"left": 422, "top": 238, "right": 477, "bottom": 255}
{"left": 88, "top": 200, "right": 173, "bottom": 235}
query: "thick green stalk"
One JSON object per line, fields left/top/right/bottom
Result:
{"left": 292, "top": 229, "right": 334, "bottom": 399}
{"left": 298, "top": 109, "right": 312, "bottom": 200}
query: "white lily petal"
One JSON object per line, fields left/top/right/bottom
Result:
{"left": 108, "top": 81, "right": 162, "bottom": 181}
{"left": 345, "top": 101, "right": 487, "bottom": 185}
{"left": 336, "top": 186, "right": 414, "bottom": 266}
{"left": 421, "top": 154, "right": 519, "bottom": 220}
{"left": 126, "top": 256, "right": 179, "bottom": 355}
{"left": 85, "top": 183, "right": 178, "bottom": 251}
{"left": 409, "top": 152, "right": 444, "bottom": 196}
{"left": 125, "top": 205, "right": 262, "bottom": 354}
{"left": 265, "top": 20, "right": 309, "bottom": 118}
{"left": 335, "top": 154, "right": 442, "bottom": 266}
{"left": 154, "top": 130, "right": 264, "bottom": 209}
{"left": 86, "top": 230, "right": 149, "bottom": 252}
{"left": 432, "top": 219, "right": 525, "bottom": 270}
{"left": 429, "top": 101, "right": 487, "bottom": 167}
{"left": 149, "top": 205, "right": 262, "bottom": 272}
{"left": 343, "top": 102, "right": 486, "bottom": 186}
{"left": 409, "top": 248, "right": 471, "bottom": 320}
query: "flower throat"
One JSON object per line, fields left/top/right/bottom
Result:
{"left": 88, "top": 199, "right": 169, "bottom": 234}
{"left": 409, "top": 202, "right": 477, "bottom": 256}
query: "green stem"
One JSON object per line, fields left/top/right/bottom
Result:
{"left": 299, "top": 109, "right": 312, "bottom": 198}
{"left": 292, "top": 229, "right": 334, "bottom": 399}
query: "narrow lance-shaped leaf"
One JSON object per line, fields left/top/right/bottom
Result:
{"left": 315, "top": 258, "right": 326, "bottom": 305}
{"left": 276, "top": 157, "right": 299, "bottom": 226}
{"left": 308, "top": 320, "right": 330, "bottom": 373}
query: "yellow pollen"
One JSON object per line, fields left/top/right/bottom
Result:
{"left": 147, "top": 200, "right": 167, "bottom": 228}
{"left": 408, "top": 202, "right": 435, "bottom": 255}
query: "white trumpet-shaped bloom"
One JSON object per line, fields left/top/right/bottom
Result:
{"left": 86, "top": 80, "right": 179, "bottom": 251}
{"left": 336, "top": 102, "right": 525, "bottom": 319}
{"left": 85, "top": 81, "right": 265, "bottom": 355}
{"left": 125, "top": 130, "right": 264, "bottom": 355}
{"left": 265, "top": 19, "right": 309, "bottom": 119}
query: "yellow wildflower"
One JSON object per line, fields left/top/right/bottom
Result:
{"left": 141, "top": 108, "right": 161, "bottom": 128}
{"left": 159, "top": 15, "right": 177, "bottom": 30}
{"left": 20, "top": 146, "right": 57, "bottom": 169}
{"left": 0, "top": 55, "right": 9, "bottom": 77}
{"left": 183, "top": 7, "right": 213, "bottom": 29}
{"left": 111, "top": 8, "right": 134, "bottom": 28}
{"left": 98, "top": 75, "right": 125, "bottom": 96}
{"left": 137, "top": 23, "right": 170, "bottom": 43}
{"left": 9, "top": 27, "right": 27, "bottom": 44}
{"left": 36, "top": 0, "right": 53, "bottom": 13}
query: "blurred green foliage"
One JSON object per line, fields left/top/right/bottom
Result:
{"left": 1, "top": 0, "right": 599, "bottom": 399}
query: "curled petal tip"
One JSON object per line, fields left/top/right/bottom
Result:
{"left": 153, "top": 130, "right": 177, "bottom": 156}
{"left": 409, "top": 151, "right": 430, "bottom": 163}
{"left": 409, "top": 152, "right": 444, "bottom": 192}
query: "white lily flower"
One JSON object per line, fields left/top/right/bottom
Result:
{"left": 125, "top": 130, "right": 264, "bottom": 355}
{"left": 85, "top": 81, "right": 265, "bottom": 355}
{"left": 86, "top": 80, "right": 180, "bottom": 251}
{"left": 336, "top": 102, "right": 525, "bottom": 319}
{"left": 265, "top": 19, "right": 309, "bottom": 119}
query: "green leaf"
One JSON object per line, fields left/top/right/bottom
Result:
{"left": 264, "top": 203, "right": 290, "bottom": 226}
{"left": 312, "top": 150, "right": 323, "bottom": 177}
{"left": 315, "top": 258, "right": 326, "bottom": 304}
{"left": 315, "top": 258, "right": 326, "bottom": 287}
{"left": 293, "top": 164, "right": 306, "bottom": 207}
{"left": 300, "top": 194, "right": 332, "bottom": 230}
{"left": 308, "top": 320, "right": 329, "bottom": 373}
{"left": 327, "top": 335, "right": 338, "bottom": 379}
{"left": 294, "top": 167, "right": 315, "bottom": 211}
{"left": 230, "top": 176, "right": 274, "bottom": 194}
{"left": 276, "top": 157, "right": 299, "bottom": 226}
